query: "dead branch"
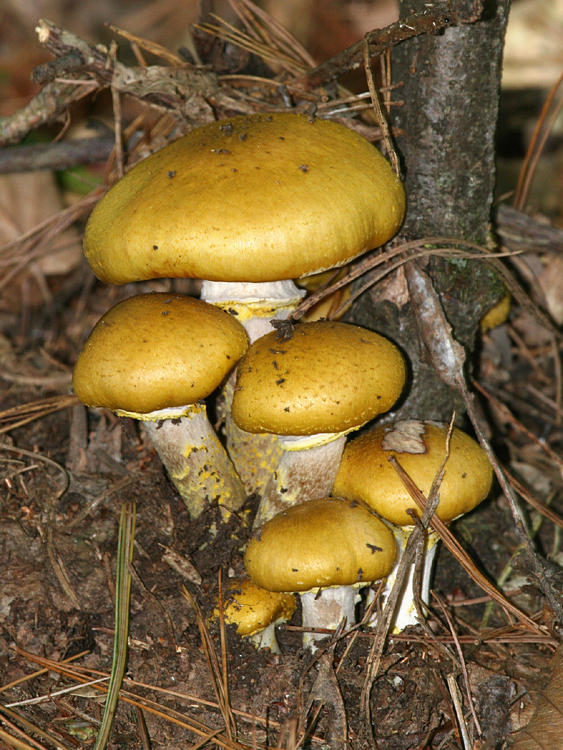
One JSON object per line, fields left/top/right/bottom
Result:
{"left": 288, "top": 1, "right": 484, "bottom": 91}
{"left": 0, "top": 135, "right": 115, "bottom": 173}
{"left": 0, "top": 19, "right": 257, "bottom": 147}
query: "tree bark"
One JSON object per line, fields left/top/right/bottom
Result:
{"left": 348, "top": 0, "right": 509, "bottom": 422}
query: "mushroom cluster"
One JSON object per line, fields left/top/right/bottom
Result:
{"left": 73, "top": 293, "right": 249, "bottom": 519}
{"left": 81, "top": 111, "right": 406, "bottom": 497}
{"left": 74, "top": 112, "right": 492, "bottom": 652}
{"left": 333, "top": 420, "right": 493, "bottom": 631}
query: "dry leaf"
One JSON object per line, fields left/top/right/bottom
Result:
{"left": 509, "top": 644, "right": 563, "bottom": 749}
{"left": 0, "top": 171, "right": 82, "bottom": 276}
{"left": 537, "top": 255, "right": 563, "bottom": 325}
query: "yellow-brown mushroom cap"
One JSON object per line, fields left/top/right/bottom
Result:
{"left": 480, "top": 292, "right": 511, "bottom": 332}
{"left": 244, "top": 497, "right": 396, "bottom": 592}
{"left": 333, "top": 421, "right": 493, "bottom": 526}
{"left": 214, "top": 578, "right": 296, "bottom": 637}
{"left": 72, "top": 293, "right": 248, "bottom": 415}
{"left": 231, "top": 321, "right": 406, "bottom": 435}
{"left": 83, "top": 113, "right": 405, "bottom": 284}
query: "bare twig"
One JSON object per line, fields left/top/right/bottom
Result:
{"left": 289, "top": 2, "right": 483, "bottom": 90}
{"left": 0, "top": 136, "right": 114, "bottom": 174}
{"left": 446, "top": 673, "right": 472, "bottom": 750}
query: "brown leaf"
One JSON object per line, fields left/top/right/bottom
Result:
{"left": 509, "top": 644, "right": 563, "bottom": 749}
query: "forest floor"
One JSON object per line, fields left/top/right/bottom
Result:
{"left": 1, "top": 2, "right": 562, "bottom": 748}
{"left": 0, "top": 247, "right": 561, "bottom": 750}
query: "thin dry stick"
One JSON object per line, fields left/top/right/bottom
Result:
{"left": 404, "top": 260, "right": 563, "bottom": 623}
{"left": 433, "top": 594, "right": 481, "bottom": 737}
{"left": 0, "top": 395, "right": 79, "bottom": 434}
{"left": 181, "top": 587, "right": 237, "bottom": 742}
{"left": 514, "top": 71, "right": 563, "bottom": 210}
{"left": 11, "top": 646, "right": 296, "bottom": 737}
{"left": 360, "top": 423, "right": 454, "bottom": 730}
{"left": 288, "top": 235, "right": 558, "bottom": 340}
{"left": 107, "top": 24, "right": 185, "bottom": 64}
{"left": 11, "top": 648, "right": 253, "bottom": 750}
{"left": 363, "top": 39, "right": 399, "bottom": 176}
{"left": 446, "top": 673, "right": 471, "bottom": 750}
{"left": 0, "top": 719, "right": 50, "bottom": 750}
{"left": 0, "top": 650, "right": 90, "bottom": 695}
{"left": 110, "top": 84, "right": 124, "bottom": 179}
{"left": 391, "top": 459, "right": 541, "bottom": 633}
{"left": 2, "top": 699, "right": 83, "bottom": 750}
{"left": 289, "top": 4, "right": 480, "bottom": 90}
{"left": 217, "top": 571, "right": 234, "bottom": 744}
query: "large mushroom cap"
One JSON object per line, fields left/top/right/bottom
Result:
{"left": 73, "top": 293, "right": 248, "bottom": 415}
{"left": 83, "top": 113, "right": 405, "bottom": 284}
{"left": 244, "top": 497, "right": 396, "bottom": 592}
{"left": 333, "top": 421, "right": 493, "bottom": 526}
{"left": 231, "top": 321, "right": 406, "bottom": 435}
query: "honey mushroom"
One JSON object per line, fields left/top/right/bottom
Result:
{"left": 231, "top": 320, "right": 406, "bottom": 528}
{"left": 72, "top": 293, "right": 248, "bottom": 520}
{"left": 333, "top": 420, "right": 493, "bottom": 631}
{"left": 81, "top": 112, "right": 406, "bottom": 497}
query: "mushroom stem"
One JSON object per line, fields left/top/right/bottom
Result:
{"left": 300, "top": 586, "right": 360, "bottom": 649}
{"left": 369, "top": 526, "right": 439, "bottom": 632}
{"left": 142, "top": 403, "right": 246, "bottom": 520}
{"left": 247, "top": 622, "right": 281, "bottom": 654}
{"left": 253, "top": 433, "right": 347, "bottom": 528}
{"left": 218, "top": 376, "right": 282, "bottom": 498}
{"left": 202, "top": 279, "right": 305, "bottom": 497}
{"left": 200, "top": 280, "right": 305, "bottom": 342}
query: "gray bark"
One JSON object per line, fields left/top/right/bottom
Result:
{"left": 348, "top": 0, "right": 509, "bottom": 422}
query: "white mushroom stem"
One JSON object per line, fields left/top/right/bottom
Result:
{"left": 202, "top": 279, "right": 305, "bottom": 497}
{"left": 247, "top": 622, "right": 281, "bottom": 653}
{"left": 253, "top": 432, "right": 347, "bottom": 529}
{"left": 300, "top": 586, "right": 362, "bottom": 650}
{"left": 138, "top": 403, "right": 246, "bottom": 520}
{"left": 367, "top": 525, "right": 440, "bottom": 632}
{"left": 200, "top": 280, "right": 305, "bottom": 342}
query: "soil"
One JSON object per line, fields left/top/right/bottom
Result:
{"left": 0, "top": 274, "right": 560, "bottom": 750}
{"left": 1, "top": 3, "right": 562, "bottom": 747}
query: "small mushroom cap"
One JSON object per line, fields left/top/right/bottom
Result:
{"left": 480, "top": 292, "right": 511, "bottom": 332}
{"left": 83, "top": 113, "right": 405, "bottom": 284}
{"left": 73, "top": 293, "right": 248, "bottom": 415}
{"left": 214, "top": 577, "right": 296, "bottom": 637}
{"left": 244, "top": 497, "right": 397, "bottom": 592}
{"left": 333, "top": 421, "right": 493, "bottom": 526}
{"left": 231, "top": 321, "right": 406, "bottom": 435}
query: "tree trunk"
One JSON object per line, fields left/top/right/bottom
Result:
{"left": 348, "top": 0, "right": 509, "bottom": 422}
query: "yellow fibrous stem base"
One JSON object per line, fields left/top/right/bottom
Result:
{"left": 253, "top": 431, "right": 348, "bottom": 529}
{"left": 143, "top": 403, "right": 246, "bottom": 520}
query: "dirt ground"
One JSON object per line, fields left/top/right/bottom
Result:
{"left": 0, "top": 266, "right": 561, "bottom": 749}
{"left": 1, "top": 2, "right": 562, "bottom": 749}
